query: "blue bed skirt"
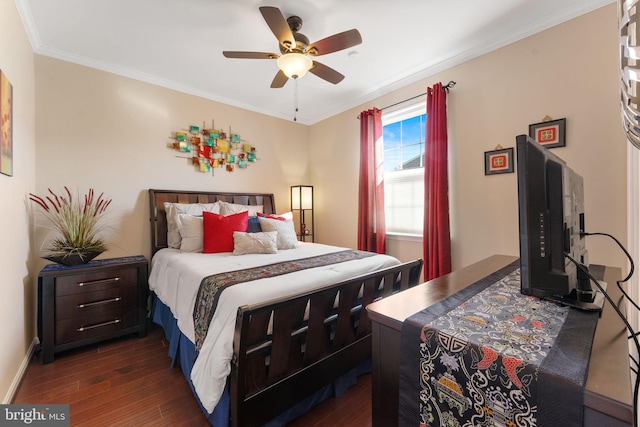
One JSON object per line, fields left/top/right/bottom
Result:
{"left": 151, "top": 295, "right": 370, "bottom": 426}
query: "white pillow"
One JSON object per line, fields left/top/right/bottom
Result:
{"left": 220, "top": 202, "right": 263, "bottom": 217}
{"left": 177, "top": 214, "right": 203, "bottom": 253}
{"left": 257, "top": 217, "right": 299, "bottom": 250}
{"left": 164, "top": 202, "right": 221, "bottom": 248}
{"left": 232, "top": 231, "right": 278, "bottom": 255}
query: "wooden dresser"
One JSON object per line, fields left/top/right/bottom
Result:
{"left": 366, "top": 254, "right": 634, "bottom": 427}
{"left": 38, "top": 255, "right": 148, "bottom": 364}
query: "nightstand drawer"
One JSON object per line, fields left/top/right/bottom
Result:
{"left": 55, "top": 308, "right": 138, "bottom": 345}
{"left": 55, "top": 285, "right": 138, "bottom": 320}
{"left": 55, "top": 267, "right": 138, "bottom": 296}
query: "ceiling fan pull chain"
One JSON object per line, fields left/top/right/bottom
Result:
{"left": 293, "top": 77, "right": 299, "bottom": 122}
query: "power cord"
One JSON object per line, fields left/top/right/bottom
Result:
{"left": 565, "top": 252, "right": 639, "bottom": 427}
{"left": 582, "top": 232, "right": 637, "bottom": 311}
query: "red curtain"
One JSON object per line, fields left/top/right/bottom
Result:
{"left": 358, "top": 108, "right": 386, "bottom": 254}
{"left": 423, "top": 83, "right": 452, "bottom": 280}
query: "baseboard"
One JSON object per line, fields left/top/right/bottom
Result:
{"left": 3, "top": 337, "right": 38, "bottom": 404}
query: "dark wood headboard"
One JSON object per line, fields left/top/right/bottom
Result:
{"left": 149, "top": 189, "right": 276, "bottom": 255}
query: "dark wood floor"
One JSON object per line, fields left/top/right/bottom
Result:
{"left": 12, "top": 324, "right": 372, "bottom": 426}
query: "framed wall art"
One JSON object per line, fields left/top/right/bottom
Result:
{"left": 528, "top": 118, "right": 566, "bottom": 148}
{"left": 0, "top": 69, "right": 12, "bottom": 177}
{"left": 484, "top": 147, "right": 514, "bottom": 175}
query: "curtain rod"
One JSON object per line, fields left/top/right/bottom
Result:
{"left": 357, "top": 81, "right": 456, "bottom": 119}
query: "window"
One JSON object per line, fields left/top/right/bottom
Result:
{"left": 382, "top": 102, "right": 426, "bottom": 235}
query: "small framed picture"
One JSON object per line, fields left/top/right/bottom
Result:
{"left": 528, "top": 118, "right": 566, "bottom": 148}
{"left": 484, "top": 147, "right": 514, "bottom": 175}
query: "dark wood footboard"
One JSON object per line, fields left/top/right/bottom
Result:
{"left": 230, "top": 258, "right": 423, "bottom": 426}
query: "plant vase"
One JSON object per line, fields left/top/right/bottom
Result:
{"left": 43, "top": 250, "right": 103, "bottom": 267}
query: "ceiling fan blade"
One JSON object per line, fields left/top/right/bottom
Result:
{"left": 270, "top": 70, "right": 289, "bottom": 88}
{"left": 259, "top": 6, "right": 295, "bottom": 50}
{"left": 309, "top": 61, "right": 345, "bottom": 85}
{"left": 223, "top": 51, "right": 278, "bottom": 59}
{"left": 308, "top": 29, "right": 362, "bottom": 56}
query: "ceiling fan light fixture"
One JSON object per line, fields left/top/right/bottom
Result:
{"left": 277, "top": 53, "right": 313, "bottom": 79}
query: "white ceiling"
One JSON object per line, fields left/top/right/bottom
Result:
{"left": 15, "top": 0, "right": 613, "bottom": 125}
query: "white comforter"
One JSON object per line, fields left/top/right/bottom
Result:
{"left": 148, "top": 243, "right": 400, "bottom": 413}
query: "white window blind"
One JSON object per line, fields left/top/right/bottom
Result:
{"left": 383, "top": 167, "right": 424, "bottom": 234}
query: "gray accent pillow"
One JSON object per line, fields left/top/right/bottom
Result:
{"left": 232, "top": 231, "right": 278, "bottom": 255}
{"left": 257, "top": 217, "right": 299, "bottom": 250}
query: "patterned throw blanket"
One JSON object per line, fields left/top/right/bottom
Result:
{"left": 399, "top": 262, "right": 599, "bottom": 427}
{"left": 193, "top": 250, "right": 375, "bottom": 350}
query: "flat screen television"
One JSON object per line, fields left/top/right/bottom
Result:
{"left": 516, "top": 134, "right": 604, "bottom": 311}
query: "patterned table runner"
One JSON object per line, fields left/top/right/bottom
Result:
{"left": 399, "top": 261, "right": 599, "bottom": 427}
{"left": 193, "top": 249, "right": 375, "bottom": 350}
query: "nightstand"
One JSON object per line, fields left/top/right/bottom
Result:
{"left": 37, "top": 255, "right": 148, "bottom": 364}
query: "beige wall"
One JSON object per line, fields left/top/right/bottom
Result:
{"left": 311, "top": 4, "right": 628, "bottom": 271}
{"left": 33, "top": 56, "right": 311, "bottom": 265}
{"left": 0, "top": 1, "right": 36, "bottom": 403}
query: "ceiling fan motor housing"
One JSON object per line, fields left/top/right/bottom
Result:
{"left": 281, "top": 16, "right": 310, "bottom": 53}
{"left": 281, "top": 33, "right": 310, "bottom": 54}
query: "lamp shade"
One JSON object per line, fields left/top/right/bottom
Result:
{"left": 291, "top": 188, "right": 301, "bottom": 210}
{"left": 300, "top": 186, "right": 313, "bottom": 209}
{"left": 277, "top": 53, "right": 313, "bottom": 79}
{"left": 291, "top": 185, "right": 313, "bottom": 210}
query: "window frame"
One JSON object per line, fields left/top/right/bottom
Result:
{"left": 382, "top": 101, "right": 426, "bottom": 237}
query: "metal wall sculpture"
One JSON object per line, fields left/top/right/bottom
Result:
{"left": 168, "top": 120, "right": 257, "bottom": 174}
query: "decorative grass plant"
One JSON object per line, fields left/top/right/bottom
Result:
{"left": 29, "top": 187, "right": 111, "bottom": 264}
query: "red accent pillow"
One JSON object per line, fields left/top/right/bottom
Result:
{"left": 203, "top": 211, "right": 249, "bottom": 253}
{"left": 257, "top": 212, "right": 286, "bottom": 221}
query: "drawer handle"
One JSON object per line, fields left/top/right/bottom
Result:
{"left": 77, "top": 297, "right": 122, "bottom": 308}
{"left": 77, "top": 277, "right": 120, "bottom": 287}
{"left": 77, "top": 319, "right": 121, "bottom": 332}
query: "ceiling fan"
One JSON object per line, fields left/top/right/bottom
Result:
{"left": 223, "top": 6, "right": 362, "bottom": 88}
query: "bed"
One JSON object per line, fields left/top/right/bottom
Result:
{"left": 147, "top": 189, "right": 423, "bottom": 426}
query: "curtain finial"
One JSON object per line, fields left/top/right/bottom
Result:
{"left": 443, "top": 81, "right": 456, "bottom": 92}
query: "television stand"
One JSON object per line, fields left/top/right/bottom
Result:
{"left": 366, "top": 256, "right": 632, "bottom": 427}
{"left": 545, "top": 280, "right": 607, "bottom": 312}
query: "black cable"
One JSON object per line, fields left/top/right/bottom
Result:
{"left": 565, "top": 253, "right": 639, "bottom": 427}
{"left": 631, "top": 353, "right": 640, "bottom": 368}
{"left": 582, "top": 232, "right": 638, "bottom": 311}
